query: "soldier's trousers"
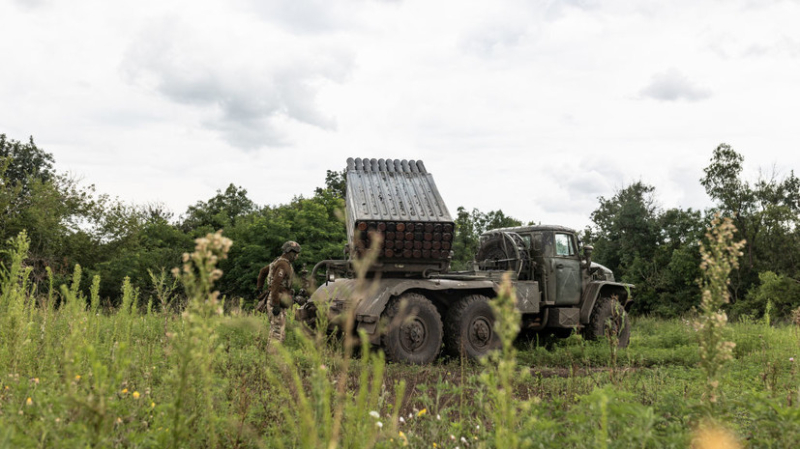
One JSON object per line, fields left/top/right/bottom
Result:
{"left": 269, "top": 308, "right": 286, "bottom": 344}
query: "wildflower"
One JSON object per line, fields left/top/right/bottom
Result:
{"left": 461, "top": 436, "right": 468, "bottom": 443}
{"left": 151, "top": 402, "right": 156, "bottom": 409}
{"left": 408, "top": 413, "right": 414, "bottom": 419}
{"left": 320, "top": 364, "right": 327, "bottom": 371}
{"left": 399, "top": 431, "right": 409, "bottom": 446}
{"left": 791, "top": 357, "right": 795, "bottom": 363}
{"left": 369, "top": 410, "right": 380, "bottom": 419}
{"left": 74, "top": 375, "right": 81, "bottom": 381}
{"left": 116, "top": 417, "right": 123, "bottom": 424}
{"left": 376, "top": 421, "right": 383, "bottom": 428}
{"left": 133, "top": 391, "right": 140, "bottom": 399}
{"left": 433, "top": 444, "right": 437, "bottom": 448}
{"left": 32, "top": 378, "right": 39, "bottom": 385}
{"left": 26, "top": 397, "right": 33, "bottom": 406}
{"left": 436, "top": 414, "right": 441, "bottom": 420}
{"left": 399, "top": 417, "right": 405, "bottom": 424}
{"left": 121, "top": 388, "right": 128, "bottom": 394}
{"left": 476, "top": 425, "right": 480, "bottom": 430}
{"left": 417, "top": 408, "right": 427, "bottom": 417}
{"left": 450, "top": 435, "right": 456, "bottom": 441}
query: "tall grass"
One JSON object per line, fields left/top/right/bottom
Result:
{"left": 3, "top": 229, "right": 800, "bottom": 448}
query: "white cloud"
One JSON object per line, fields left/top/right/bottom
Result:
{"left": 235, "top": 0, "right": 372, "bottom": 34}
{"left": 639, "top": 69, "right": 712, "bottom": 102}
{"left": 121, "top": 16, "right": 354, "bottom": 149}
{"left": 11, "top": 0, "right": 48, "bottom": 9}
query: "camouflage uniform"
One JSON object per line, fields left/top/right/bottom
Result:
{"left": 256, "top": 241, "right": 301, "bottom": 344}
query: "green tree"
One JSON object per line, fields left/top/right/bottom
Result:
{"left": 314, "top": 169, "right": 346, "bottom": 199}
{"left": 0, "top": 137, "right": 100, "bottom": 287}
{"left": 0, "top": 134, "right": 55, "bottom": 194}
{"left": 700, "top": 143, "right": 800, "bottom": 302}
{"left": 181, "top": 184, "right": 256, "bottom": 234}
{"left": 587, "top": 182, "right": 705, "bottom": 315}
{"left": 213, "top": 185, "right": 348, "bottom": 304}
{"left": 732, "top": 271, "right": 800, "bottom": 320}
{"left": 590, "top": 181, "right": 661, "bottom": 274}
{"left": 650, "top": 207, "right": 705, "bottom": 316}
{"left": 87, "top": 205, "right": 194, "bottom": 302}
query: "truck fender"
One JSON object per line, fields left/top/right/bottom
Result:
{"left": 310, "top": 277, "right": 496, "bottom": 336}
{"left": 579, "top": 282, "right": 634, "bottom": 324}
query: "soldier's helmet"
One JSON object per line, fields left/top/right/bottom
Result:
{"left": 282, "top": 241, "right": 302, "bottom": 254}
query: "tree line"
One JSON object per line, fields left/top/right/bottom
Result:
{"left": 2, "top": 134, "right": 798, "bottom": 319}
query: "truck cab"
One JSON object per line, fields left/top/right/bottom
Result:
{"left": 477, "top": 225, "right": 631, "bottom": 336}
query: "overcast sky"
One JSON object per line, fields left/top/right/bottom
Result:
{"left": 2, "top": 0, "right": 799, "bottom": 231}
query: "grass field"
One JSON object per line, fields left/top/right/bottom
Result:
{"left": 2, "top": 231, "right": 800, "bottom": 449}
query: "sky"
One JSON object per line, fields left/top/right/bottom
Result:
{"left": 2, "top": 0, "right": 799, "bottom": 231}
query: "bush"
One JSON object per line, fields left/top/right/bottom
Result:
{"left": 732, "top": 271, "right": 800, "bottom": 321}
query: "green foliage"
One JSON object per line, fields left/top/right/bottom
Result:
{"left": 585, "top": 143, "right": 799, "bottom": 319}
{"left": 0, "top": 134, "right": 55, "bottom": 193}
{"left": 591, "top": 181, "right": 661, "bottom": 271}
{"left": 587, "top": 182, "right": 705, "bottom": 316}
{"left": 701, "top": 143, "right": 800, "bottom": 302}
{"left": 732, "top": 271, "right": 800, "bottom": 320}
{"left": 481, "top": 274, "right": 531, "bottom": 449}
{"left": 181, "top": 184, "right": 256, "bottom": 234}
{"left": 9, "top": 227, "right": 800, "bottom": 448}
{"left": 89, "top": 211, "right": 194, "bottom": 302}
{"left": 9, "top": 132, "right": 800, "bottom": 447}
{"left": 216, "top": 191, "right": 347, "bottom": 304}
{"left": 0, "top": 134, "right": 349, "bottom": 308}
{"left": 314, "top": 169, "right": 346, "bottom": 199}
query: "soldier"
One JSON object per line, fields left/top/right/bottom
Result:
{"left": 256, "top": 241, "right": 301, "bottom": 344}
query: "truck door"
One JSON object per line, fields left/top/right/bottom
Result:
{"left": 552, "top": 233, "right": 581, "bottom": 306}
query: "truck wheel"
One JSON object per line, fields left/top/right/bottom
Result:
{"left": 583, "top": 296, "right": 630, "bottom": 348}
{"left": 382, "top": 293, "right": 443, "bottom": 364}
{"left": 444, "top": 295, "right": 500, "bottom": 360}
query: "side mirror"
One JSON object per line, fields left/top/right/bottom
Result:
{"left": 583, "top": 245, "right": 594, "bottom": 272}
{"left": 583, "top": 245, "right": 594, "bottom": 258}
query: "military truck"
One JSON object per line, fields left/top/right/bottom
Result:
{"left": 306, "top": 158, "right": 632, "bottom": 364}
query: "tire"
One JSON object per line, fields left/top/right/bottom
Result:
{"left": 583, "top": 296, "right": 631, "bottom": 348}
{"left": 381, "top": 293, "right": 443, "bottom": 364}
{"left": 444, "top": 295, "right": 501, "bottom": 360}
